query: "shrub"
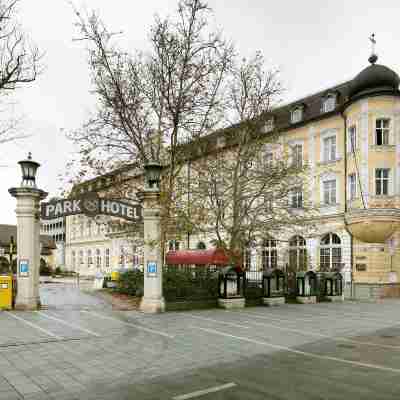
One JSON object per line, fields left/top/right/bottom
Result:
{"left": 116, "top": 270, "right": 144, "bottom": 296}
{"left": 40, "top": 264, "right": 52, "bottom": 276}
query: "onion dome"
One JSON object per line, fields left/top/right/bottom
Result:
{"left": 349, "top": 54, "right": 400, "bottom": 99}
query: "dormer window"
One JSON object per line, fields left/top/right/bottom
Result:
{"left": 263, "top": 118, "right": 275, "bottom": 133}
{"left": 322, "top": 94, "right": 336, "bottom": 113}
{"left": 291, "top": 106, "right": 303, "bottom": 124}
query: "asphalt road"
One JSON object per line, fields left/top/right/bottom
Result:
{"left": 1, "top": 282, "right": 400, "bottom": 399}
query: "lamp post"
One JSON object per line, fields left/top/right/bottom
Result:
{"left": 138, "top": 160, "right": 165, "bottom": 313}
{"left": 9, "top": 153, "right": 47, "bottom": 310}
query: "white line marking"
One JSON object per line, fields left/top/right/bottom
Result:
{"left": 244, "top": 311, "right": 387, "bottom": 327}
{"left": 172, "top": 382, "right": 237, "bottom": 400}
{"left": 36, "top": 311, "right": 100, "bottom": 337}
{"left": 240, "top": 319, "right": 400, "bottom": 350}
{"left": 5, "top": 312, "right": 62, "bottom": 340}
{"left": 194, "top": 326, "right": 400, "bottom": 374}
{"left": 187, "top": 314, "right": 250, "bottom": 329}
{"left": 83, "top": 311, "right": 175, "bottom": 339}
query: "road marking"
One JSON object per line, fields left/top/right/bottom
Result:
{"left": 244, "top": 311, "right": 387, "bottom": 327}
{"left": 5, "top": 312, "right": 62, "bottom": 340}
{"left": 195, "top": 326, "right": 400, "bottom": 374}
{"left": 240, "top": 319, "right": 400, "bottom": 350}
{"left": 82, "top": 311, "right": 175, "bottom": 339}
{"left": 172, "top": 382, "right": 237, "bottom": 400}
{"left": 36, "top": 311, "right": 100, "bottom": 337}
{"left": 187, "top": 314, "right": 250, "bottom": 329}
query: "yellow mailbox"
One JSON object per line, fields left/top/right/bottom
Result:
{"left": 0, "top": 275, "right": 13, "bottom": 310}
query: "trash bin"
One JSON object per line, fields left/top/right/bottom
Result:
{"left": 0, "top": 275, "right": 13, "bottom": 310}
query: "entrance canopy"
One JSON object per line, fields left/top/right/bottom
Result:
{"left": 166, "top": 248, "right": 234, "bottom": 266}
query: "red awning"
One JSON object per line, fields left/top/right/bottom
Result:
{"left": 166, "top": 248, "right": 231, "bottom": 266}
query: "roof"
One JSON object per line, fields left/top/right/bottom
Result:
{"left": 0, "top": 225, "right": 56, "bottom": 250}
{"left": 349, "top": 63, "right": 400, "bottom": 98}
{"left": 71, "top": 59, "right": 400, "bottom": 192}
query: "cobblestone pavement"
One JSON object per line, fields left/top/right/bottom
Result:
{"left": 1, "top": 283, "right": 400, "bottom": 399}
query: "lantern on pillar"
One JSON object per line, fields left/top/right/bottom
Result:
{"left": 144, "top": 161, "right": 162, "bottom": 190}
{"left": 18, "top": 153, "right": 40, "bottom": 188}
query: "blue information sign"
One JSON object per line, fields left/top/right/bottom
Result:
{"left": 147, "top": 262, "right": 157, "bottom": 277}
{"left": 19, "top": 259, "right": 29, "bottom": 277}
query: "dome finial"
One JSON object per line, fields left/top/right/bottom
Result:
{"left": 368, "top": 33, "right": 378, "bottom": 64}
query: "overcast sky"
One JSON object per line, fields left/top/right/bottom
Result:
{"left": 1, "top": 0, "right": 400, "bottom": 225}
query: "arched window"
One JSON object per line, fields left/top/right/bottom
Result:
{"left": 96, "top": 249, "right": 101, "bottom": 268}
{"left": 261, "top": 238, "right": 277, "bottom": 270}
{"left": 79, "top": 250, "right": 84, "bottom": 265}
{"left": 197, "top": 242, "right": 206, "bottom": 250}
{"left": 169, "top": 240, "right": 180, "bottom": 251}
{"left": 320, "top": 233, "right": 342, "bottom": 271}
{"left": 87, "top": 249, "right": 93, "bottom": 266}
{"left": 289, "top": 235, "right": 307, "bottom": 272}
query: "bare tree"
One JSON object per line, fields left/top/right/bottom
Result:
{"left": 67, "top": 0, "right": 234, "bottom": 248}
{"left": 174, "top": 54, "right": 316, "bottom": 265}
{"left": 0, "top": 0, "right": 42, "bottom": 145}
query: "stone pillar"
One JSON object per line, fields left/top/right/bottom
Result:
{"left": 8, "top": 188, "right": 47, "bottom": 310}
{"left": 138, "top": 190, "right": 165, "bottom": 313}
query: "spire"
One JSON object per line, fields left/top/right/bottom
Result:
{"left": 368, "top": 33, "right": 378, "bottom": 64}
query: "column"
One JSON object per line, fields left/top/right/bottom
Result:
{"left": 138, "top": 190, "right": 165, "bottom": 313}
{"left": 8, "top": 188, "right": 47, "bottom": 310}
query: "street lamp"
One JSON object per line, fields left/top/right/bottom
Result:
{"left": 18, "top": 152, "right": 40, "bottom": 188}
{"left": 144, "top": 161, "right": 162, "bottom": 190}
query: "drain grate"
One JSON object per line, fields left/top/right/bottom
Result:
{"left": 380, "top": 335, "right": 396, "bottom": 338}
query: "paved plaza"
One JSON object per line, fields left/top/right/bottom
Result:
{"left": 1, "top": 283, "right": 400, "bottom": 399}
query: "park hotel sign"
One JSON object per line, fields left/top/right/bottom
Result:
{"left": 41, "top": 193, "right": 142, "bottom": 221}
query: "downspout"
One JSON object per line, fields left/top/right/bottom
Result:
{"left": 341, "top": 110, "right": 354, "bottom": 299}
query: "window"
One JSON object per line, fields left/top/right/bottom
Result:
{"left": 264, "top": 195, "right": 273, "bottom": 211}
{"left": 292, "top": 144, "right": 303, "bottom": 168}
{"left": 87, "top": 220, "right": 92, "bottom": 237}
{"left": 320, "top": 233, "right": 342, "bottom": 271}
{"left": 96, "top": 249, "right": 101, "bottom": 268}
{"left": 263, "top": 152, "right": 273, "bottom": 167}
{"left": 263, "top": 118, "right": 274, "bottom": 133}
{"left": 289, "top": 236, "right": 307, "bottom": 272}
{"left": 323, "top": 180, "right": 336, "bottom": 205}
{"left": 348, "top": 173, "right": 357, "bottom": 200}
{"left": 262, "top": 238, "right": 277, "bottom": 270}
{"left": 79, "top": 250, "right": 84, "bottom": 265}
{"left": 245, "top": 248, "right": 252, "bottom": 270}
{"left": 291, "top": 107, "right": 303, "bottom": 124}
{"left": 119, "top": 246, "right": 125, "bottom": 267}
{"left": 322, "top": 95, "right": 336, "bottom": 113}
{"left": 87, "top": 249, "right": 93, "bottom": 266}
{"left": 323, "top": 136, "right": 336, "bottom": 162}
{"left": 169, "top": 240, "right": 180, "bottom": 251}
{"left": 72, "top": 251, "right": 76, "bottom": 269}
{"left": 290, "top": 187, "right": 303, "bottom": 208}
{"left": 376, "top": 119, "right": 390, "bottom": 145}
{"left": 348, "top": 126, "right": 356, "bottom": 152}
{"left": 197, "top": 242, "right": 206, "bottom": 250}
{"left": 105, "top": 249, "right": 110, "bottom": 268}
{"left": 375, "top": 168, "right": 390, "bottom": 195}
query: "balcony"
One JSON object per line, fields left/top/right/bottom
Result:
{"left": 345, "top": 208, "right": 400, "bottom": 243}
